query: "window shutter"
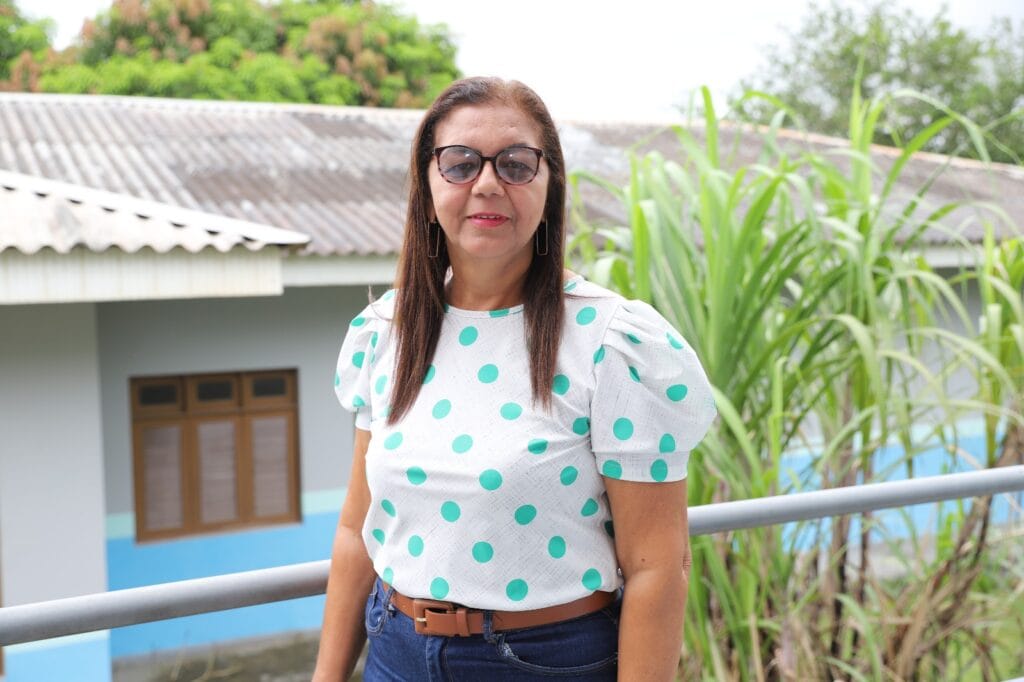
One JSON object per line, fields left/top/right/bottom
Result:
{"left": 250, "top": 415, "right": 292, "bottom": 518}
{"left": 196, "top": 419, "right": 239, "bottom": 524}
{"left": 140, "top": 424, "right": 184, "bottom": 532}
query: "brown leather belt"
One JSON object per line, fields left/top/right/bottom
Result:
{"left": 385, "top": 584, "right": 616, "bottom": 637}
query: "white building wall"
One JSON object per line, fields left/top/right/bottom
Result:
{"left": 97, "top": 285, "right": 375, "bottom": 517}
{"left": 0, "top": 304, "right": 108, "bottom": 602}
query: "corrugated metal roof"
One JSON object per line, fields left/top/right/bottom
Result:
{"left": 0, "top": 169, "right": 309, "bottom": 254}
{"left": 0, "top": 93, "right": 1019, "bottom": 256}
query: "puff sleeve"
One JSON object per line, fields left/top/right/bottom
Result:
{"left": 334, "top": 305, "right": 379, "bottom": 430}
{"left": 590, "top": 300, "right": 716, "bottom": 482}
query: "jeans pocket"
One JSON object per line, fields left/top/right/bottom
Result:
{"left": 493, "top": 609, "right": 618, "bottom": 676}
{"left": 364, "top": 580, "right": 390, "bottom": 636}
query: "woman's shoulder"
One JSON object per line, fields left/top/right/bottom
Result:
{"left": 563, "top": 276, "right": 670, "bottom": 331}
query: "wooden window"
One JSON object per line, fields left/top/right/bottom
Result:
{"left": 131, "top": 370, "right": 301, "bottom": 542}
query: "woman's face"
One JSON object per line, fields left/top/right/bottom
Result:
{"left": 428, "top": 104, "right": 549, "bottom": 270}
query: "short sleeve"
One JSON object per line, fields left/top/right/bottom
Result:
{"left": 590, "top": 300, "right": 716, "bottom": 482}
{"left": 334, "top": 305, "right": 379, "bottom": 430}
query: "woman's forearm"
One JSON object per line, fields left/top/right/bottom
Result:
{"left": 312, "top": 524, "right": 376, "bottom": 682}
{"left": 617, "top": 568, "right": 689, "bottom": 681}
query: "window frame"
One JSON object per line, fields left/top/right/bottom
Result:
{"left": 130, "top": 369, "right": 301, "bottom": 543}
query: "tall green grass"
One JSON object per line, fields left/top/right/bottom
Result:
{"left": 568, "top": 86, "right": 1024, "bottom": 680}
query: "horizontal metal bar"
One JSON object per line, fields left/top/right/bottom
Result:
{"left": 1, "top": 466, "right": 1022, "bottom": 646}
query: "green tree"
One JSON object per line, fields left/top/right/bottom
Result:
{"left": 0, "top": 0, "right": 52, "bottom": 87}
{"left": 733, "top": 1, "right": 1024, "bottom": 164}
{"left": 5, "top": 0, "right": 459, "bottom": 107}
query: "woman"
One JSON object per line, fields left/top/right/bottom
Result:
{"left": 313, "top": 77, "right": 716, "bottom": 681}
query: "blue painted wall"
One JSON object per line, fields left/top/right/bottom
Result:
{"left": 108, "top": 507, "right": 337, "bottom": 658}
{"left": 3, "top": 632, "right": 110, "bottom": 682}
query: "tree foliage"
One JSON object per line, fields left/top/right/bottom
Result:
{"left": 2, "top": 0, "right": 459, "bottom": 107}
{"left": 0, "top": 0, "right": 53, "bottom": 87}
{"left": 733, "top": 1, "right": 1024, "bottom": 164}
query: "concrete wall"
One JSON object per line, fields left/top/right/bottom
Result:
{"left": 0, "top": 303, "right": 110, "bottom": 681}
{"left": 97, "top": 285, "right": 372, "bottom": 519}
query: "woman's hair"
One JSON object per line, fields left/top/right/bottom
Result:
{"left": 387, "top": 76, "right": 567, "bottom": 425}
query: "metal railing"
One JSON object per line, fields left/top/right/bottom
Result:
{"left": 1, "top": 465, "right": 1023, "bottom": 646}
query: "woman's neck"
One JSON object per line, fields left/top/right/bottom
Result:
{"left": 446, "top": 260, "right": 529, "bottom": 311}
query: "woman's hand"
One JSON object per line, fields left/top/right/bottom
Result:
{"left": 312, "top": 428, "right": 377, "bottom": 682}
{"left": 604, "top": 477, "right": 691, "bottom": 681}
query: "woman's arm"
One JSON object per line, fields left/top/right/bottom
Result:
{"left": 604, "top": 477, "right": 691, "bottom": 681}
{"left": 312, "top": 428, "right": 377, "bottom": 682}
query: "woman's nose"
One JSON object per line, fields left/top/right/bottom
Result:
{"left": 472, "top": 160, "right": 505, "bottom": 196}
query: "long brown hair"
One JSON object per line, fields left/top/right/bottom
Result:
{"left": 387, "top": 77, "right": 567, "bottom": 425}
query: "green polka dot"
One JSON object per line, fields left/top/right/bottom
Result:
{"left": 582, "top": 569, "right": 602, "bottom": 590}
{"left": 489, "top": 308, "right": 510, "bottom": 318}
{"left": 352, "top": 395, "right": 366, "bottom": 408}
{"left": 432, "top": 399, "right": 452, "bottom": 419}
{"left": 667, "top": 332, "right": 685, "bottom": 349}
{"left": 381, "top": 405, "right": 391, "bottom": 418}
{"left": 334, "top": 372, "right": 340, "bottom": 387}
{"left": 651, "top": 459, "right": 669, "bottom": 481}
{"left": 408, "top": 535, "right": 424, "bottom": 556}
{"left": 548, "top": 536, "right": 566, "bottom": 558}
{"left": 441, "top": 501, "right": 461, "bottom": 522}
{"left": 572, "top": 417, "right": 590, "bottom": 435}
{"left": 514, "top": 504, "right": 537, "bottom": 525}
{"left": 382, "top": 290, "right": 396, "bottom": 301}
{"left": 659, "top": 434, "right": 676, "bottom": 453}
{"left": 604, "top": 520, "right": 615, "bottom": 538}
{"left": 500, "top": 402, "right": 522, "bottom": 420}
{"left": 581, "top": 498, "right": 599, "bottom": 516}
{"left": 370, "top": 332, "right": 379, "bottom": 347}
{"left": 613, "top": 418, "right": 634, "bottom": 440}
{"left": 351, "top": 316, "right": 367, "bottom": 327}
{"left": 372, "top": 529, "right": 385, "bottom": 544}
{"left": 472, "top": 541, "right": 494, "bottom": 563}
{"left": 352, "top": 352, "right": 365, "bottom": 368}
{"left": 552, "top": 374, "right": 570, "bottom": 395}
{"left": 423, "top": 364, "right": 436, "bottom": 384}
{"left": 406, "top": 466, "right": 427, "bottom": 485}
{"left": 443, "top": 303, "right": 451, "bottom": 312}
{"left": 382, "top": 566, "right": 394, "bottom": 584}
{"left": 527, "top": 438, "right": 548, "bottom": 455}
{"left": 479, "top": 469, "right": 502, "bottom": 490}
{"left": 564, "top": 280, "right": 578, "bottom": 292}
{"left": 576, "top": 306, "right": 597, "bottom": 325}
{"left": 628, "top": 366, "right": 640, "bottom": 382}
{"left": 478, "top": 364, "right": 499, "bottom": 383}
{"left": 560, "top": 466, "right": 579, "bottom": 485}
{"left": 384, "top": 432, "right": 403, "bottom": 450}
{"left": 369, "top": 351, "right": 376, "bottom": 365}
{"left": 625, "top": 332, "right": 642, "bottom": 344}
{"left": 374, "top": 375, "right": 387, "bottom": 395}
{"left": 430, "top": 577, "right": 449, "bottom": 599}
{"left": 593, "top": 347, "right": 606, "bottom": 363}
{"left": 601, "top": 460, "right": 623, "bottom": 479}
{"left": 667, "top": 384, "right": 689, "bottom": 401}
{"left": 506, "top": 579, "right": 529, "bottom": 601}
{"left": 452, "top": 434, "right": 473, "bottom": 453}
{"left": 459, "top": 326, "right": 479, "bottom": 346}
{"left": 381, "top": 499, "right": 396, "bottom": 517}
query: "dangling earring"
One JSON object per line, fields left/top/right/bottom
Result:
{"left": 428, "top": 220, "right": 441, "bottom": 258}
{"left": 535, "top": 220, "right": 549, "bottom": 256}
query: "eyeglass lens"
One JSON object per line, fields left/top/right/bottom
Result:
{"left": 436, "top": 146, "right": 540, "bottom": 185}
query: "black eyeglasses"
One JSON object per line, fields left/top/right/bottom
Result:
{"left": 433, "top": 145, "right": 544, "bottom": 185}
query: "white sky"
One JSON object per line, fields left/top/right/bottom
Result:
{"left": 23, "top": 0, "right": 1024, "bottom": 121}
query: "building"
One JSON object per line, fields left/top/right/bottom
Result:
{"left": 0, "top": 93, "right": 1020, "bottom": 681}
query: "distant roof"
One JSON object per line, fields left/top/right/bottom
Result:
{"left": 0, "top": 93, "right": 1019, "bottom": 256}
{"left": 0, "top": 169, "right": 309, "bottom": 254}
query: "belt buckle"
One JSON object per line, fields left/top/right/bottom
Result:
{"left": 412, "top": 598, "right": 456, "bottom": 635}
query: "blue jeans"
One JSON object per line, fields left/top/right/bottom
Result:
{"left": 363, "top": 578, "right": 620, "bottom": 680}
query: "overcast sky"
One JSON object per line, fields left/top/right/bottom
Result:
{"left": 24, "top": 0, "right": 1024, "bottom": 121}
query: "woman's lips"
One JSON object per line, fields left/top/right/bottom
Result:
{"left": 468, "top": 213, "right": 509, "bottom": 228}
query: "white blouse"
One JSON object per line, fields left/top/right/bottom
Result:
{"left": 334, "top": 275, "right": 716, "bottom": 610}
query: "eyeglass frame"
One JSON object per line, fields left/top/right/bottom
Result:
{"left": 432, "top": 144, "right": 545, "bottom": 185}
